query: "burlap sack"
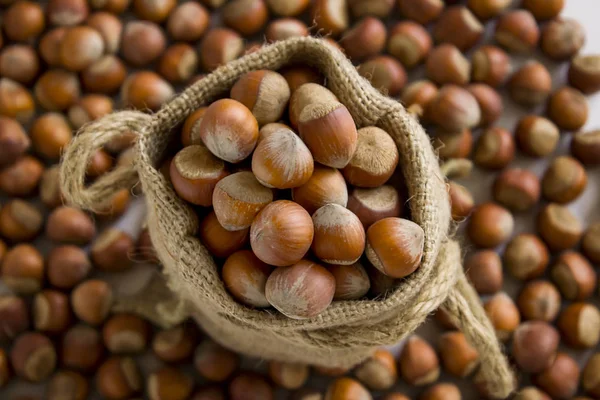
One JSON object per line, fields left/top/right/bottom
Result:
{"left": 60, "top": 37, "right": 514, "bottom": 398}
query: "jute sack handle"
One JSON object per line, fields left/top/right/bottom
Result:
{"left": 59, "top": 37, "right": 514, "bottom": 398}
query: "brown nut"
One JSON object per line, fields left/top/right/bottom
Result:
{"left": 427, "top": 85, "right": 481, "bottom": 132}
{"left": 32, "top": 289, "right": 72, "bottom": 334}
{"left": 103, "top": 313, "right": 151, "bottom": 354}
{"left": 35, "top": 69, "right": 81, "bottom": 112}
{"left": 39, "top": 28, "right": 67, "bottom": 67}
{"left": 222, "top": 250, "right": 273, "bottom": 308}
{"left": 0, "top": 117, "right": 30, "bottom": 167}
{"left": 82, "top": 55, "right": 127, "bottom": 95}
{"left": 199, "top": 211, "right": 249, "bottom": 259}
{"left": 347, "top": 186, "right": 402, "bottom": 229}
{"left": 397, "top": 0, "right": 443, "bottom": 25}
{"left": 311, "top": 0, "right": 349, "bottom": 37}
{"left": 426, "top": 44, "right": 470, "bottom": 86}
{"left": 547, "top": 86, "right": 589, "bottom": 131}
{"left": 399, "top": 336, "right": 440, "bottom": 386}
{"left": 199, "top": 28, "right": 244, "bottom": 72}
{"left": 0, "top": 295, "right": 30, "bottom": 342}
{"left": 0, "top": 200, "right": 43, "bottom": 243}
{"left": 439, "top": 331, "right": 479, "bottom": 377}
{"left": 222, "top": 0, "right": 268, "bottom": 36}
{"left": 229, "top": 372, "right": 274, "bottom": 400}
{"left": 292, "top": 165, "right": 348, "bottom": 215}
{"left": 312, "top": 204, "right": 365, "bottom": 265}
{"left": 508, "top": 62, "right": 552, "bottom": 107}
{"left": 537, "top": 203, "right": 583, "bottom": 251}
{"left": 166, "top": 2, "right": 209, "bottom": 42}
{"left": 68, "top": 94, "right": 114, "bottom": 129}
{"left": 0, "top": 45, "right": 40, "bottom": 84}
{"left": 551, "top": 251, "right": 596, "bottom": 301}
{"left": 47, "top": 245, "right": 91, "bottom": 289}
{"left": 542, "top": 156, "right": 587, "bottom": 204}
{"left": 467, "top": 0, "right": 510, "bottom": 20}
{"left": 288, "top": 83, "right": 338, "bottom": 129}
{"left": 96, "top": 356, "right": 142, "bottom": 400}
{"left": 571, "top": 129, "right": 600, "bottom": 166}
{"left": 3, "top": 1, "right": 45, "bottom": 42}
{"left": 401, "top": 80, "right": 438, "bottom": 117}
{"left": 517, "top": 280, "right": 561, "bottom": 322}
{"left": 59, "top": 26, "right": 105, "bottom": 71}
{"left": 90, "top": 228, "right": 134, "bottom": 272}
{"left": 181, "top": 107, "right": 207, "bottom": 146}
{"left": 473, "top": 127, "right": 515, "bottom": 169}
{"left": 265, "top": 18, "right": 308, "bottom": 43}
{"left": 557, "top": 302, "right": 600, "bottom": 348}
{"left": 47, "top": 370, "right": 89, "bottom": 400}
{"left": 46, "top": 206, "right": 95, "bottom": 245}
{"left": 132, "top": 0, "right": 175, "bottom": 22}
{"left": 512, "top": 321, "right": 559, "bottom": 373}
{"left": 358, "top": 56, "right": 407, "bottom": 97}
{"left": 0, "top": 155, "right": 43, "bottom": 197}
{"left": 495, "top": 10, "right": 540, "bottom": 53}
{"left": 62, "top": 324, "right": 104, "bottom": 372}
{"left": 448, "top": 182, "right": 474, "bottom": 221}
{"left": 86, "top": 11, "right": 122, "bottom": 54}
{"left": 568, "top": 55, "right": 600, "bottom": 94}
{"left": 503, "top": 233, "right": 549, "bottom": 280}
{"left": 328, "top": 263, "right": 370, "bottom": 300}
{"left": 493, "top": 168, "right": 540, "bottom": 211}
{"left": 46, "top": 0, "right": 89, "bottom": 26}
{"left": 515, "top": 115, "right": 560, "bottom": 158}
{"left": 467, "top": 84, "right": 503, "bottom": 127}
{"left": 147, "top": 367, "right": 194, "bottom": 400}
{"left": 483, "top": 292, "right": 521, "bottom": 341}
{"left": 0, "top": 78, "right": 35, "bottom": 123}
{"left": 533, "top": 352, "right": 580, "bottom": 399}
{"left": 433, "top": 129, "right": 473, "bottom": 160}
{"left": 30, "top": 113, "right": 73, "bottom": 161}
{"left": 387, "top": 22, "right": 432, "bottom": 69}
{"left": 471, "top": 45, "right": 511, "bottom": 88}
{"left": 325, "top": 377, "right": 372, "bottom": 400}
{"left": 280, "top": 67, "right": 323, "bottom": 93}
{"left": 86, "top": 149, "right": 113, "bottom": 178}
{"left": 121, "top": 71, "right": 174, "bottom": 112}
{"left": 522, "top": 0, "right": 565, "bottom": 21}
{"left": 1, "top": 244, "right": 44, "bottom": 294}
{"left": 347, "top": 0, "right": 393, "bottom": 18}
{"left": 513, "top": 387, "right": 551, "bottom": 400}
{"left": 582, "top": 353, "right": 600, "bottom": 398}
{"left": 541, "top": 18, "right": 586, "bottom": 61}
{"left": 10, "top": 332, "right": 56, "bottom": 382}
{"left": 266, "top": 0, "right": 309, "bottom": 16}
{"left": 195, "top": 340, "right": 240, "bottom": 382}
{"left": 582, "top": 222, "right": 600, "bottom": 263}
{"left": 152, "top": 324, "right": 197, "bottom": 363}
{"left": 340, "top": 17, "right": 387, "bottom": 62}
{"left": 71, "top": 279, "right": 113, "bottom": 325}
{"left": 266, "top": 259, "right": 335, "bottom": 319}
{"left": 121, "top": 21, "right": 166, "bottom": 67}
{"left": 268, "top": 361, "right": 309, "bottom": 390}
{"left": 433, "top": 6, "right": 483, "bottom": 51}
{"left": 419, "top": 383, "right": 461, "bottom": 400}
{"left": 464, "top": 250, "right": 502, "bottom": 295}
{"left": 354, "top": 349, "right": 397, "bottom": 391}
{"left": 467, "top": 202, "right": 514, "bottom": 248}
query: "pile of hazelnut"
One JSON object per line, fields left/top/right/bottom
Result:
{"left": 169, "top": 71, "right": 424, "bottom": 320}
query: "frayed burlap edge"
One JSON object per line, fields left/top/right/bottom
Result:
{"left": 59, "top": 37, "right": 514, "bottom": 398}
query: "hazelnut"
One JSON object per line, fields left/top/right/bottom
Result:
{"left": 311, "top": 0, "right": 349, "bottom": 36}
{"left": 46, "top": 206, "right": 95, "bottom": 245}
{"left": 268, "top": 361, "right": 309, "bottom": 390}
{"left": 132, "top": 0, "right": 175, "bottom": 22}
{"left": 426, "top": 44, "right": 471, "bottom": 86}
{"left": 280, "top": 67, "right": 322, "bottom": 93}
{"left": 62, "top": 324, "right": 104, "bottom": 372}
{"left": 46, "top": 0, "right": 88, "bottom": 26}
{"left": 541, "top": 18, "right": 585, "bottom": 61}
{"left": 325, "top": 377, "right": 372, "bottom": 400}
{"left": 582, "top": 353, "right": 600, "bottom": 398}
{"left": 542, "top": 156, "right": 587, "bottom": 204}
{"left": 86, "top": 149, "right": 114, "bottom": 178}
{"left": 266, "top": 259, "right": 335, "bottom": 319}
{"left": 59, "top": 26, "right": 104, "bottom": 72}
{"left": 0, "top": 295, "right": 30, "bottom": 342}
{"left": 265, "top": 18, "right": 309, "bottom": 43}
{"left": 194, "top": 340, "right": 240, "bottom": 382}
{"left": 10, "top": 332, "right": 57, "bottom": 382}
{"left": 495, "top": 10, "right": 540, "bottom": 53}
{"left": 265, "top": 0, "right": 309, "bottom": 16}
{"left": 222, "top": 0, "right": 268, "bottom": 36}
{"left": 471, "top": 45, "right": 511, "bottom": 88}
{"left": 0, "top": 78, "right": 35, "bottom": 123}
{"left": 512, "top": 321, "right": 559, "bottom": 373}
{"left": 148, "top": 367, "right": 194, "bottom": 400}
{"left": 399, "top": 336, "right": 440, "bottom": 386}
{"left": 492, "top": 168, "right": 540, "bottom": 212}
{"left": 292, "top": 165, "right": 348, "bottom": 214}
{"left": 93, "top": 188, "right": 131, "bottom": 220}
{"left": 484, "top": 292, "right": 521, "bottom": 341}
{"left": 0, "top": 155, "right": 43, "bottom": 197}
{"left": 0, "top": 200, "right": 43, "bottom": 243}
{"left": 96, "top": 357, "right": 142, "bottom": 400}
{"left": 401, "top": 80, "right": 438, "bottom": 118}
{"left": 199, "top": 211, "right": 249, "bottom": 259}
{"left": 136, "top": 226, "right": 158, "bottom": 263}
{"left": 0, "top": 45, "right": 40, "bottom": 84}
{"left": 257, "top": 123, "right": 292, "bottom": 143}
{"left": 47, "top": 245, "right": 91, "bottom": 289}
{"left": 39, "top": 28, "right": 67, "bottom": 67}
{"left": 467, "top": 84, "right": 503, "bottom": 127}
{"left": 582, "top": 222, "right": 600, "bottom": 263}
{"left": 289, "top": 83, "right": 338, "bottom": 129}
{"left": 90, "top": 228, "right": 134, "bottom": 272}
{"left": 419, "top": 383, "right": 461, "bottom": 400}
{"left": 534, "top": 352, "right": 580, "bottom": 399}
{"left": 39, "top": 166, "right": 63, "bottom": 209}
{"left": 68, "top": 94, "right": 114, "bottom": 129}
{"left": 181, "top": 107, "right": 207, "bottom": 146}
{"left": 366, "top": 263, "right": 397, "bottom": 297}
{"left": 468, "top": 203, "right": 514, "bottom": 248}
{"left": 166, "top": 2, "right": 209, "bottom": 42}
{"left": 354, "top": 349, "right": 397, "bottom": 391}
{"left": 427, "top": 85, "right": 481, "bottom": 132}
{"left": 464, "top": 250, "right": 502, "bottom": 295}
{"left": 35, "top": 69, "right": 81, "bottom": 112}
{"left": 517, "top": 280, "right": 561, "bottom": 322}
{"left": 551, "top": 251, "right": 596, "bottom": 301}
{"left": 82, "top": 55, "right": 127, "bottom": 95}
{"left": 229, "top": 372, "right": 274, "bottom": 400}
{"left": 1, "top": 244, "right": 44, "bottom": 294}
{"left": 439, "top": 331, "right": 479, "bottom": 377}
{"left": 434, "top": 129, "right": 473, "bottom": 161}
{"left": 571, "top": 129, "right": 600, "bottom": 166}
{"left": 515, "top": 115, "right": 560, "bottom": 158}
{"left": 3, "top": 1, "right": 45, "bottom": 42}
{"left": 537, "top": 203, "right": 583, "bottom": 251}
{"left": 509, "top": 61, "right": 552, "bottom": 107}
{"left": 103, "top": 313, "right": 151, "bottom": 354}
{"left": 514, "top": 387, "right": 551, "bottom": 400}
{"left": 557, "top": 302, "right": 600, "bottom": 348}
{"left": 467, "top": 0, "right": 510, "bottom": 20}
{"left": 0, "top": 117, "right": 29, "bottom": 167}
{"left": 170, "top": 145, "right": 229, "bottom": 206}
{"left": 86, "top": 11, "right": 122, "bottom": 54}
{"left": 121, "top": 71, "right": 174, "bottom": 111}
{"left": 387, "top": 22, "right": 432, "bottom": 69}
{"left": 397, "top": 0, "right": 443, "bottom": 25}
{"left": 569, "top": 55, "right": 600, "bottom": 94}
{"left": 311, "top": 204, "right": 365, "bottom": 265}
{"left": 0, "top": 349, "right": 9, "bottom": 388}
{"left": 152, "top": 324, "right": 197, "bottom": 363}
{"left": 547, "top": 86, "right": 589, "bottom": 131}
{"left": 358, "top": 56, "right": 407, "bottom": 96}
{"left": 340, "top": 17, "right": 387, "bottom": 61}
{"left": 473, "top": 127, "right": 515, "bottom": 170}
{"left": 328, "top": 263, "right": 370, "bottom": 300}
{"left": 199, "top": 28, "right": 244, "bottom": 71}
{"left": 32, "top": 289, "right": 72, "bottom": 334}
{"left": 433, "top": 6, "right": 483, "bottom": 51}
{"left": 222, "top": 250, "right": 273, "bottom": 308}
{"left": 503, "top": 233, "right": 549, "bottom": 280}
{"left": 47, "top": 370, "right": 89, "bottom": 400}
{"left": 30, "top": 113, "right": 72, "bottom": 161}
{"left": 522, "top": 0, "right": 565, "bottom": 21}
{"left": 347, "top": 186, "right": 402, "bottom": 229}
{"left": 121, "top": 21, "right": 166, "bottom": 67}
{"left": 366, "top": 217, "right": 424, "bottom": 278}
{"left": 71, "top": 279, "right": 113, "bottom": 325}
{"left": 347, "top": 0, "right": 393, "bottom": 18}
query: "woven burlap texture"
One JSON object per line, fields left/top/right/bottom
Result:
{"left": 59, "top": 37, "right": 514, "bottom": 398}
